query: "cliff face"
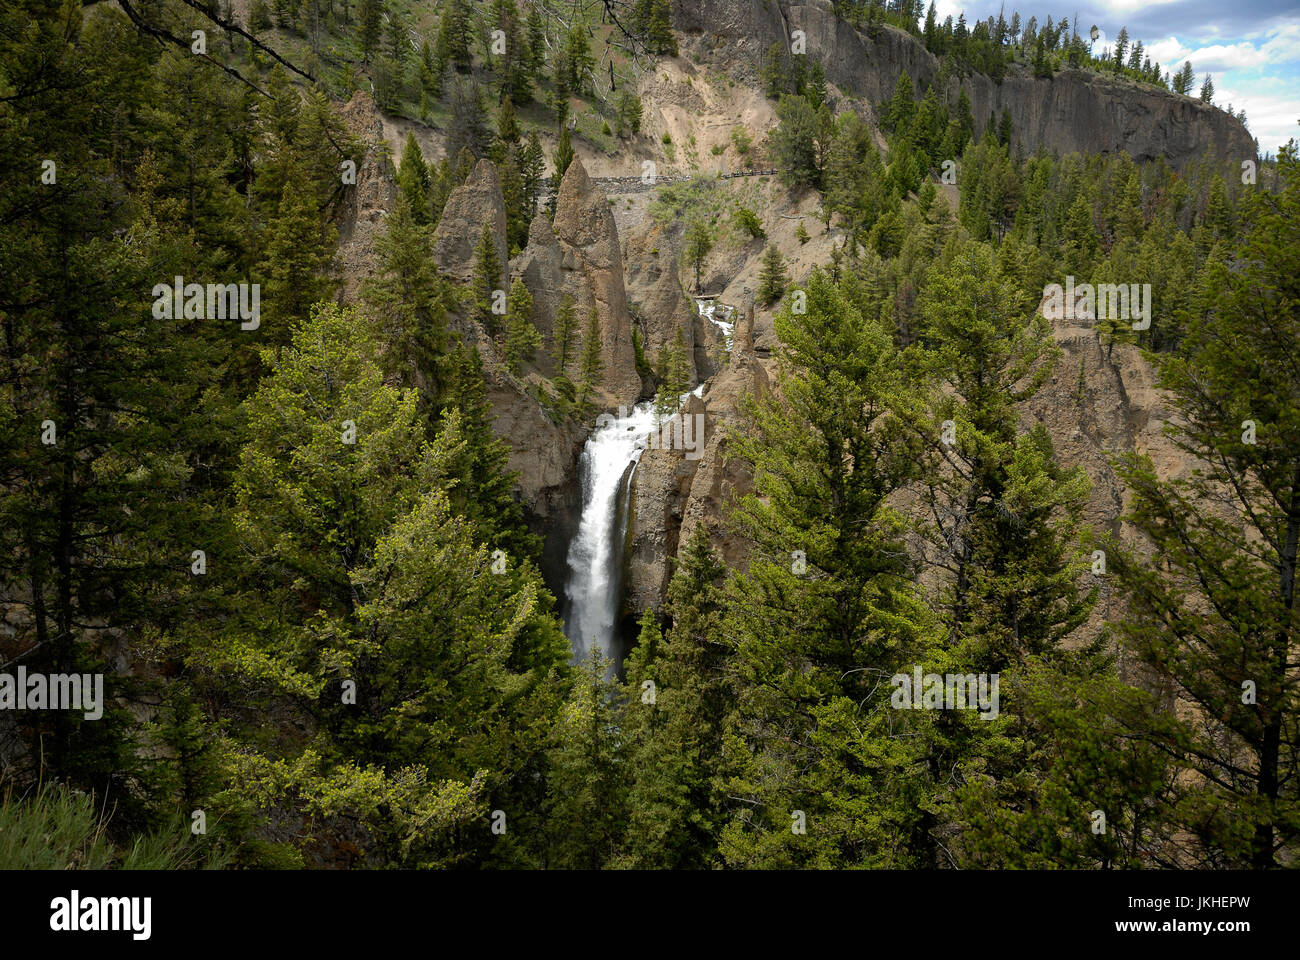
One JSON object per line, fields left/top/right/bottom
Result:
{"left": 548, "top": 161, "right": 645, "bottom": 408}
{"left": 678, "top": 0, "right": 1256, "bottom": 166}
{"left": 626, "top": 305, "right": 768, "bottom": 613}
{"left": 331, "top": 95, "right": 588, "bottom": 586}
{"left": 335, "top": 91, "right": 397, "bottom": 304}
{"left": 623, "top": 222, "right": 726, "bottom": 388}
{"left": 431, "top": 159, "right": 510, "bottom": 282}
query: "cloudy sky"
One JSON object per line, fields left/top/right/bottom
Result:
{"left": 930, "top": 0, "right": 1300, "bottom": 155}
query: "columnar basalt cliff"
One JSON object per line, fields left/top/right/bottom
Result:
{"left": 676, "top": 0, "right": 1256, "bottom": 166}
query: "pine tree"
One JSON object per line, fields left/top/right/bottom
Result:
{"left": 684, "top": 218, "right": 713, "bottom": 291}
{"left": 719, "top": 270, "right": 934, "bottom": 868}
{"left": 542, "top": 650, "right": 628, "bottom": 867}
{"left": 396, "top": 131, "right": 430, "bottom": 223}
{"left": 255, "top": 152, "right": 337, "bottom": 343}
{"left": 577, "top": 308, "right": 604, "bottom": 412}
{"left": 519, "top": 132, "right": 545, "bottom": 221}
{"left": 470, "top": 222, "right": 503, "bottom": 336}
{"left": 771, "top": 94, "right": 822, "bottom": 189}
{"left": 654, "top": 326, "right": 691, "bottom": 415}
{"left": 997, "top": 107, "right": 1013, "bottom": 147}
{"left": 499, "top": 150, "right": 528, "bottom": 252}
{"left": 197, "top": 302, "right": 566, "bottom": 867}
{"left": 357, "top": 0, "right": 383, "bottom": 62}
{"left": 1200, "top": 73, "right": 1215, "bottom": 103}
{"left": 563, "top": 25, "right": 594, "bottom": 93}
{"left": 616, "top": 91, "right": 643, "bottom": 137}
{"left": 757, "top": 244, "right": 788, "bottom": 305}
{"left": 553, "top": 123, "right": 575, "bottom": 182}
{"left": 617, "top": 532, "right": 731, "bottom": 868}
{"left": 361, "top": 195, "right": 448, "bottom": 402}
{"left": 503, "top": 278, "right": 541, "bottom": 373}
{"left": 551, "top": 294, "right": 578, "bottom": 371}
{"left": 1112, "top": 26, "right": 1129, "bottom": 71}
{"left": 525, "top": 3, "right": 547, "bottom": 73}
{"left": 438, "top": 0, "right": 473, "bottom": 71}
{"left": 885, "top": 71, "right": 917, "bottom": 132}
{"left": 418, "top": 38, "right": 442, "bottom": 99}
{"left": 1109, "top": 145, "right": 1300, "bottom": 867}
{"left": 644, "top": 0, "right": 677, "bottom": 56}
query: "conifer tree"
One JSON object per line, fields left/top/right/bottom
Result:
{"left": 437, "top": 0, "right": 473, "bottom": 71}
{"left": 256, "top": 152, "right": 337, "bottom": 344}
{"left": 654, "top": 326, "right": 691, "bottom": 416}
{"left": 684, "top": 218, "right": 713, "bottom": 291}
{"left": 719, "top": 271, "right": 935, "bottom": 868}
{"left": 396, "top": 131, "right": 430, "bottom": 223}
{"left": 577, "top": 308, "right": 604, "bottom": 412}
{"left": 757, "top": 244, "right": 789, "bottom": 305}
{"left": 194, "top": 303, "right": 566, "bottom": 867}
{"left": 470, "top": 222, "right": 503, "bottom": 336}
{"left": 1109, "top": 145, "right": 1300, "bottom": 867}
{"left": 525, "top": 4, "right": 547, "bottom": 73}
{"left": 553, "top": 123, "right": 575, "bottom": 183}
{"left": 644, "top": 0, "right": 677, "bottom": 56}
{"left": 503, "top": 278, "right": 541, "bottom": 374}
{"left": 542, "top": 650, "right": 628, "bottom": 868}
{"left": 617, "top": 532, "right": 730, "bottom": 868}
{"left": 551, "top": 294, "right": 579, "bottom": 371}
{"left": 362, "top": 195, "right": 448, "bottom": 401}
{"left": 357, "top": 0, "right": 382, "bottom": 61}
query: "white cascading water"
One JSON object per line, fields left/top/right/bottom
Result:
{"left": 698, "top": 299, "right": 735, "bottom": 352}
{"left": 562, "top": 401, "right": 660, "bottom": 662}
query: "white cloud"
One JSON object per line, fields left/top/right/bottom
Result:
{"left": 1213, "top": 84, "right": 1300, "bottom": 155}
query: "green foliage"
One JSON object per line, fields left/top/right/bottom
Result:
{"left": 734, "top": 206, "right": 765, "bottom": 240}
{"left": 554, "top": 124, "right": 575, "bottom": 181}
{"left": 616, "top": 91, "right": 643, "bottom": 137}
{"left": 684, "top": 217, "right": 714, "bottom": 290}
{"left": 576, "top": 308, "right": 604, "bottom": 413}
{"left": 0, "top": 783, "right": 229, "bottom": 870}
{"left": 504, "top": 278, "right": 542, "bottom": 374}
{"left": 1108, "top": 146, "right": 1300, "bottom": 867}
{"left": 757, "top": 244, "right": 788, "bottom": 305}
{"left": 471, "top": 222, "right": 503, "bottom": 335}
{"left": 654, "top": 327, "right": 692, "bottom": 416}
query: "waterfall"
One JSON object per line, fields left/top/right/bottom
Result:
{"left": 562, "top": 401, "right": 660, "bottom": 663}
{"left": 697, "top": 299, "right": 735, "bottom": 352}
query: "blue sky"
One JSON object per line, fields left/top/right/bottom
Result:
{"left": 931, "top": 0, "right": 1300, "bottom": 156}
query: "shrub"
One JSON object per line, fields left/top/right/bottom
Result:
{"left": 735, "top": 207, "right": 766, "bottom": 240}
